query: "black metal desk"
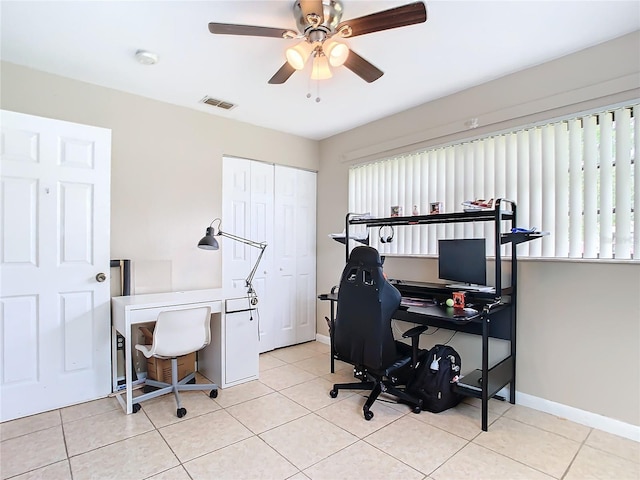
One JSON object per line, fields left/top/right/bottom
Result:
{"left": 319, "top": 281, "right": 514, "bottom": 431}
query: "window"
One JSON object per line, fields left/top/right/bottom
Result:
{"left": 349, "top": 103, "right": 638, "bottom": 260}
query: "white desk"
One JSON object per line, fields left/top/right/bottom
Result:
{"left": 111, "top": 289, "right": 258, "bottom": 414}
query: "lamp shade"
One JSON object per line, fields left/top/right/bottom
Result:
{"left": 197, "top": 227, "right": 220, "bottom": 250}
{"left": 286, "top": 41, "right": 313, "bottom": 70}
{"left": 323, "top": 40, "right": 349, "bottom": 67}
{"left": 311, "top": 54, "right": 332, "bottom": 80}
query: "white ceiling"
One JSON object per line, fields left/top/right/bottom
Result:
{"left": 2, "top": 1, "right": 639, "bottom": 140}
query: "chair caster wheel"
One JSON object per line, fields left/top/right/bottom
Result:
{"left": 412, "top": 405, "right": 422, "bottom": 414}
{"left": 132, "top": 403, "right": 141, "bottom": 413}
{"left": 329, "top": 389, "right": 338, "bottom": 398}
{"left": 363, "top": 409, "right": 374, "bottom": 421}
{"left": 177, "top": 407, "right": 187, "bottom": 418}
{"left": 209, "top": 389, "right": 218, "bottom": 399}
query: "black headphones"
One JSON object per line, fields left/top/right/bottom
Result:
{"left": 379, "top": 225, "right": 395, "bottom": 243}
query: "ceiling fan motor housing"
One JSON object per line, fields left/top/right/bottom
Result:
{"left": 294, "top": 0, "right": 343, "bottom": 36}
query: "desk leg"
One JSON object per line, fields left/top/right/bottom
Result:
{"left": 330, "top": 300, "right": 336, "bottom": 373}
{"left": 481, "top": 315, "right": 489, "bottom": 432}
{"left": 111, "top": 326, "right": 118, "bottom": 393}
{"left": 124, "top": 325, "right": 133, "bottom": 414}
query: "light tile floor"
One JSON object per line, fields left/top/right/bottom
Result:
{"left": 1, "top": 341, "right": 638, "bottom": 480}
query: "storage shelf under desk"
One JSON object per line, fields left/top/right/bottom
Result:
{"left": 455, "top": 356, "right": 514, "bottom": 399}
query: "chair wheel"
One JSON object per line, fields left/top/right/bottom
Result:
{"left": 132, "top": 403, "right": 141, "bottom": 413}
{"left": 329, "top": 389, "right": 338, "bottom": 398}
{"left": 363, "top": 409, "right": 374, "bottom": 421}
{"left": 209, "top": 389, "right": 218, "bottom": 398}
{"left": 177, "top": 407, "right": 187, "bottom": 418}
{"left": 412, "top": 405, "right": 422, "bottom": 414}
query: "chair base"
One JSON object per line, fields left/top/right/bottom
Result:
{"left": 133, "top": 357, "right": 218, "bottom": 417}
{"left": 330, "top": 370, "right": 423, "bottom": 421}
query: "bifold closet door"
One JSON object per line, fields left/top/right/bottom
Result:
{"left": 222, "top": 157, "right": 275, "bottom": 353}
{"left": 223, "top": 158, "right": 316, "bottom": 352}
{"left": 273, "top": 165, "right": 317, "bottom": 348}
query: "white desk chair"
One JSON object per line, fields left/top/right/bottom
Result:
{"left": 132, "top": 306, "right": 218, "bottom": 418}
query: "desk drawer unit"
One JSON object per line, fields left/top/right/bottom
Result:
{"left": 199, "top": 297, "right": 259, "bottom": 388}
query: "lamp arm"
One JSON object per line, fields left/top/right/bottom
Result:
{"left": 244, "top": 244, "right": 267, "bottom": 289}
{"left": 218, "top": 231, "right": 267, "bottom": 303}
{"left": 218, "top": 231, "right": 266, "bottom": 250}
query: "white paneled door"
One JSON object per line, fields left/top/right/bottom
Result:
{"left": 0, "top": 110, "right": 112, "bottom": 421}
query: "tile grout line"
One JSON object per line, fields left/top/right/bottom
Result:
{"left": 559, "top": 427, "right": 593, "bottom": 480}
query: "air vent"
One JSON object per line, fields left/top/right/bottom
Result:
{"left": 200, "top": 96, "right": 237, "bottom": 110}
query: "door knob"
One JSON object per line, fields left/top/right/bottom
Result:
{"left": 95, "top": 273, "right": 107, "bottom": 282}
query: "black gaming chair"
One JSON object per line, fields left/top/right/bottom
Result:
{"left": 329, "top": 246, "right": 427, "bottom": 420}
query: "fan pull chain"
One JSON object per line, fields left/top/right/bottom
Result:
{"left": 305, "top": 85, "right": 321, "bottom": 102}
{"left": 315, "top": 78, "right": 321, "bottom": 103}
{"left": 306, "top": 60, "right": 322, "bottom": 103}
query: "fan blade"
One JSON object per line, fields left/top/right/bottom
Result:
{"left": 268, "top": 62, "right": 297, "bottom": 84}
{"left": 343, "top": 51, "right": 384, "bottom": 83}
{"left": 300, "top": 0, "right": 324, "bottom": 25}
{"left": 337, "top": 2, "right": 427, "bottom": 38}
{"left": 208, "top": 22, "right": 292, "bottom": 38}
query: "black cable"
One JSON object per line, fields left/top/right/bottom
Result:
{"left": 442, "top": 330, "right": 457, "bottom": 345}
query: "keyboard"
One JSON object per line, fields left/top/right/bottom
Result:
{"left": 446, "top": 284, "right": 495, "bottom": 293}
{"left": 400, "top": 297, "right": 437, "bottom": 307}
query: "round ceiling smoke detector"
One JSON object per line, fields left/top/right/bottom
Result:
{"left": 135, "top": 50, "right": 159, "bottom": 65}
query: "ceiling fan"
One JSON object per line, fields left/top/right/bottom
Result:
{"left": 208, "top": 1, "right": 427, "bottom": 84}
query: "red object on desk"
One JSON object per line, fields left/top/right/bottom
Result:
{"left": 453, "top": 291, "right": 466, "bottom": 308}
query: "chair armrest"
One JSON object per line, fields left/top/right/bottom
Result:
{"left": 401, "top": 325, "right": 428, "bottom": 369}
{"left": 402, "top": 325, "right": 428, "bottom": 339}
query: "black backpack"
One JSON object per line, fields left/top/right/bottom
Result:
{"left": 407, "top": 344, "right": 464, "bottom": 413}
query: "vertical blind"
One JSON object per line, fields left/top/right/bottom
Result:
{"left": 349, "top": 103, "right": 638, "bottom": 260}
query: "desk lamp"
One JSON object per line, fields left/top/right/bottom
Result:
{"left": 198, "top": 218, "right": 267, "bottom": 305}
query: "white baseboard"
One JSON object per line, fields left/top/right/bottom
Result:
{"left": 516, "top": 391, "right": 640, "bottom": 442}
{"left": 314, "top": 333, "right": 639, "bottom": 441}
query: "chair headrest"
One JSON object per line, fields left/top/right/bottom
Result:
{"left": 349, "top": 246, "right": 382, "bottom": 267}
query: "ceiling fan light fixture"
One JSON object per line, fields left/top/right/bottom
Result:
{"left": 311, "top": 54, "right": 332, "bottom": 80}
{"left": 286, "top": 40, "right": 313, "bottom": 70}
{"left": 323, "top": 39, "right": 349, "bottom": 67}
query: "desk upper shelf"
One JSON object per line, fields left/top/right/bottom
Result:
{"left": 344, "top": 203, "right": 548, "bottom": 248}
{"left": 348, "top": 208, "right": 513, "bottom": 227}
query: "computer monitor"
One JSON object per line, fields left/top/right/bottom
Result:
{"left": 438, "top": 238, "right": 487, "bottom": 287}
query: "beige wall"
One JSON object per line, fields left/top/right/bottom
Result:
{"left": 317, "top": 31, "right": 640, "bottom": 426}
{"left": 1, "top": 62, "right": 319, "bottom": 292}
